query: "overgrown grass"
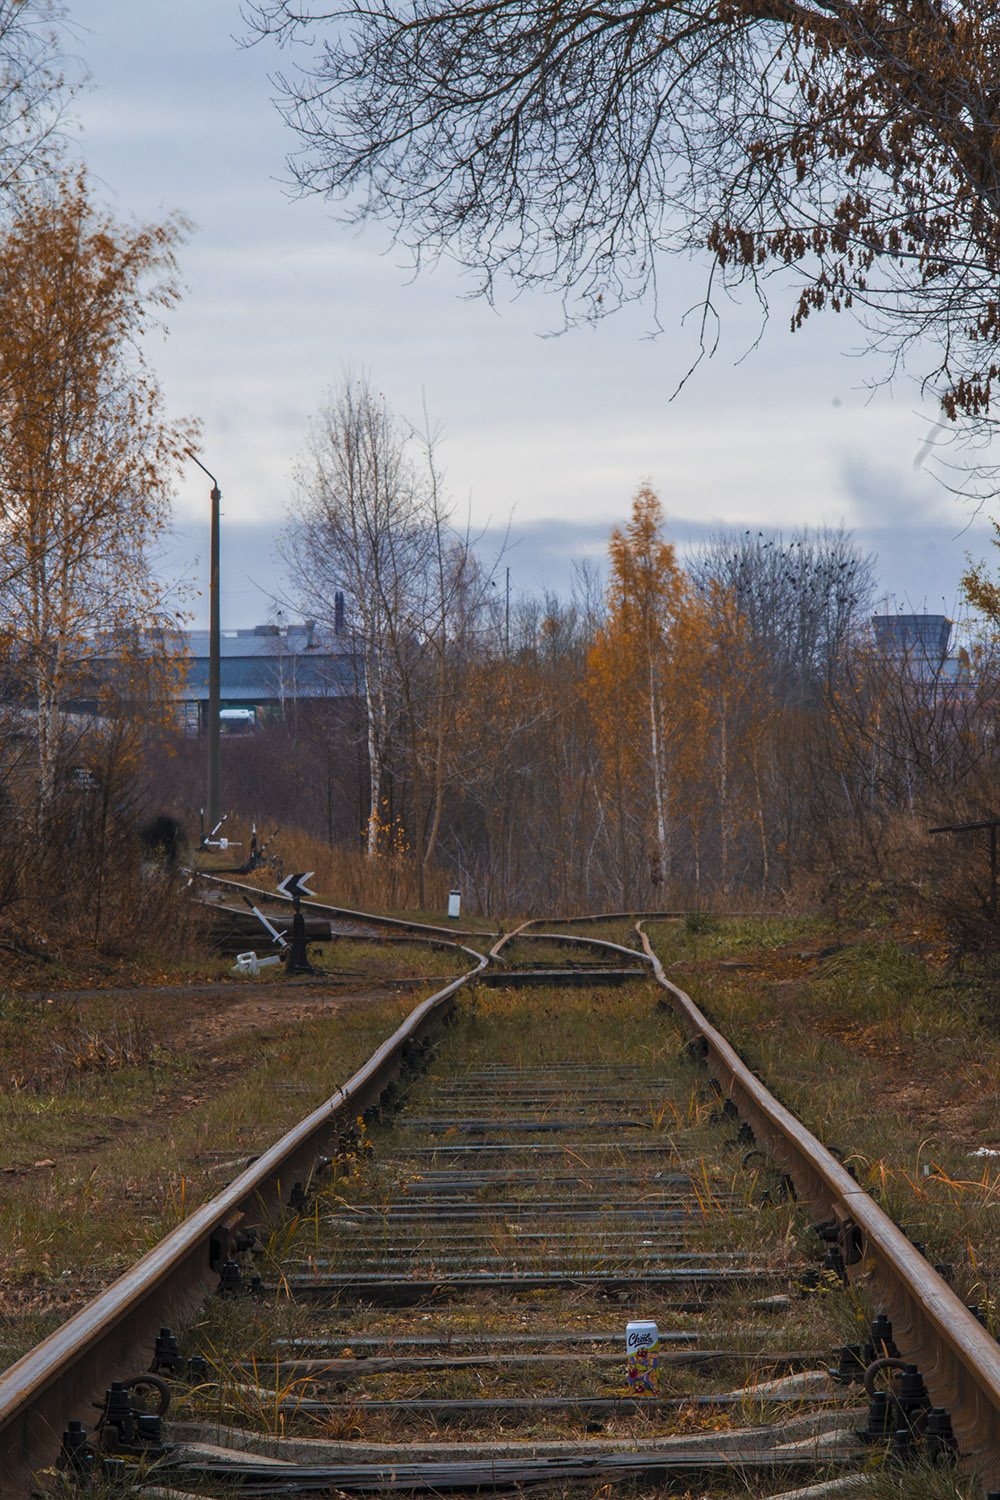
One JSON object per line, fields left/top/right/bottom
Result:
{"left": 644, "top": 914, "right": 828, "bottom": 963}
{"left": 0, "top": 994, "right": 418, "bottom": 1350}
{"left": 309, "top": 938, "right": 481, "bottom": 979}
{"left": 653, "top": 924, "right": 1000, "bottom": 1329}
{"left": 165, "top": 983, "right": 874, "bottom": 1454}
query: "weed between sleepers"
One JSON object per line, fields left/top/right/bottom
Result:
{"left": 170, "top": 984, "right": 872, "bottom": 1456}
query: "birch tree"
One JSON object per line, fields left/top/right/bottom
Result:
{"left": 286, "top": 376, "right": 486, "bottom": 898}
{"left": 287, "top": 380, "right": 418, "bottom": 857}
{"left": 0, "top": 178, "right": 196, "bottom": 804}
{"left": 0, "top": 0, "right": 68, "bottom": 203}
{"left": 585, "top": 485, "right": 701, "bottom": 901}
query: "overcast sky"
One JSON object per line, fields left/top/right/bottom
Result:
{"left": 71, "top": 0, "right": 999, "bottom": 631}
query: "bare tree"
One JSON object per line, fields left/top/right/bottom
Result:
{"left": 247, "top": 0, "right": 1000, "bottom": 443}
{"left": 0, "top": 0, "right": 68, "bottom": 202}
{"left": 285, "top": 376, "right": 490, "bottom": 900}
{"left": 691, "top": 527, "right": 876, "bottom": 705}
{"left": 286, "top": 378, "right": 423, "bottom": 856}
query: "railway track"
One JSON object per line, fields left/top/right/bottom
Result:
{"left": 2, "top": 897, "right": 1000, "bottom": 1497}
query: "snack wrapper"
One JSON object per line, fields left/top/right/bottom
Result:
{"left": 626, "top": 1319, "right": 659, "bottom": 1393}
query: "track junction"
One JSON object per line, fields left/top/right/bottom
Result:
{"left": 1, "top": 882, "right": 998, "bottom": 1499}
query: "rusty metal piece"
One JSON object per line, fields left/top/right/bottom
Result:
{"left": 864, "top": 1356, "right": 907, "bottom": 1397}
{"left": 637, "top": 923, "right": 1000, "bottom": 1488}
{"left": 199, "top": 871, "right": 496, "bottom": 942}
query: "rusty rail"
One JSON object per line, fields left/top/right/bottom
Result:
{"left": 9, "top": 903, "right": 1000, "bottom": 1492}
{"left": 195, "top": 871, "right": 497, "bottom": 941}
{"left": 0, "top": 944, "right": 487, "bottom": 1496}
{"left": 489, "top": 924, "right": 646, "bottom": 966}
{"left": 636, "top": 923, "right": 1000, "bottom": 1486}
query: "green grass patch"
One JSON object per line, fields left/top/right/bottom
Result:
{"left": 0, "top": 994, "right": 417, "bottom": 1345}
{"left": 652, "top": 924, "right": 1000, "bottom": 1327}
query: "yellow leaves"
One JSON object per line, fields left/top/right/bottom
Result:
{"left": 604, "top": 483, "right": 691, "bottom": 636}
{"left": 582, "top": 487, "right": 797, "bottom": 898}
{"left": 961, "top": 521, "right": 1000, "bottom": 626}
{"left": 0, "top": 175, "right": 195, "bottom": 799}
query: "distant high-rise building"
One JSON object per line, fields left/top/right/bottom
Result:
{"left": 871, "top": 613, "right": 952, "bottom": 664}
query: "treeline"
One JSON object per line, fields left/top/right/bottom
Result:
{"left": 149, "top": 376, "right": 1000, "bottom": 930}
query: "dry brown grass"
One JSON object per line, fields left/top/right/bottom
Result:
{"left": 202, "top": 816, "right": 456, "bottom": 919}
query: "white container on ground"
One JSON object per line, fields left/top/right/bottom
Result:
{"left": 448, "top": 890, "right": 461, "bottom": 919}
{"left": 626, "top": 1320, "right": 659, "bottom": 1392}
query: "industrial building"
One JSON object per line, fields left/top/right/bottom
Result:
{"left": 176, "top": 620, "right": 361, "bottom": 735}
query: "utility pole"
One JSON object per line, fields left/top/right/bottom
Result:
{"left": 505, "top": 566, "right": 510, "bottom": 655}
{"left": 190, "top": 454, "right": 222, "bottom": 830}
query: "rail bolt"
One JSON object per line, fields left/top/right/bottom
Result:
{"left": 217, "top": 1259, "right": 243, "bottom": 1296}
{"left": 889, "top": 1426, "right": 916, "bottom": 1465}
{"left": 59, "top": 1419, "right": 94, "bottom": 1477}
{"left": 868, "top": 1314, "right": 899, "bottom": 1358}
{"left": 822, "top": 1246, "right": 846, "bottom": 1280}
{"left": 152, "top": 1325, "right": 184, "bottom": 1375}
{"left": 896, "top": 1364, "right": 931, "bottom": 1424}
{"left": 861, "top": 1391, "right": 894, "bottom": 1443}
{"left": 925, "top": 1407, "right": 957, "bottom": 1465}
{"left": 100, "top": 1381, "right": 135, "bottom": 1446}
{"left": 137, "top": 1412, "right": 162, "bottom": 1444}
{"left": 831, "top": 1343, "right": 865, "bottom": 1383}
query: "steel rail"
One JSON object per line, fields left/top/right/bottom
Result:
{"left": 11, "top": 900, "right": 999, "bottom": 1489}
{"left": 489, "top": 924, "right": 645, "bottom": 963}
{"left": 195, "top": 872, "right": 497, "bottom": 941}
{"left": 636, "top": 923, "right": 1000, "bottom": 1486}
{"left": 0, "top": 944, "right": 488, "bottom": 1497}
{"left": 494, "top": 910, "right": 773, "bottom": 928}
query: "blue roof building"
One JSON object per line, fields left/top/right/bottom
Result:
{"left": 176, "top": 621, "right": 362, "bottom": 734}
{"left": 871, "top": 613, "right": 952, "bottom": 664}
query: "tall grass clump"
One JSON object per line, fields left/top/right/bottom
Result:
{"left": 206, "top": 816, "right": 453, "bottom": 918}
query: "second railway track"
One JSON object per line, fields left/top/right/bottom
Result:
{"left": 3, "top": 909, "right": 1000, "bottom": 1497}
